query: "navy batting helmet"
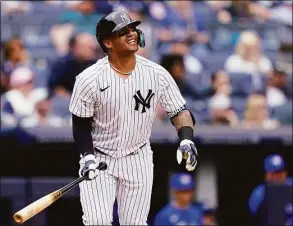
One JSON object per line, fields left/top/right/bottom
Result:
{"left": 96, "top": 11, "right": 145, "bottom": 53}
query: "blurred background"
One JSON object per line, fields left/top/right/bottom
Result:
{"left": 0, "top": 0, "right": 292, "bottom": 225}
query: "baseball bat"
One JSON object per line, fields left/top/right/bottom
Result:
{"left": 13, "top": 161, "right": 107, "bottom": 224}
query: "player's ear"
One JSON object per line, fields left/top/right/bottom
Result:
{"left": 103, "top": 39, "right": 112, "bottom": 49}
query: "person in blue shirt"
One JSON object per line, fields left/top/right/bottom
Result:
{"left": 154, "top": 173, "right": 203, "bottom": 225}
{"left": 202, "top": 202, "right": 217, "bottom": 225}
{"left": 248, "top": 154, "right": 292, "bottom": 225}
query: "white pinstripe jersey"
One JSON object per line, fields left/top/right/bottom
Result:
{"left": 69, "top": 55, "right": 186, "bottom": 158}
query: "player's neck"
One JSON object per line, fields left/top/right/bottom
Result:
{"left": 172, "top": 200, "right": 191, "bottom": 209}
{"left": 108, "top": 53, "right": 136, "bottom": 77}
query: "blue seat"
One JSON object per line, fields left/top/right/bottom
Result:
{"left": 203, "top": 50, "right": 233, "bottom": 72}
{"left": 1, "top": 24, "right": 12, "bottom": 41}
{"left": 51, "top": 96, "right": 71, "bottom": 118}
{"left": 32, "top": 66, "right": 50, "bottom": 88}
{"left": 229, "top": 73, "right": 253, "bottom": 97}
{"left": 29, "top": 47, "right": 58, "bottom": 60}
{"left": 32, "top": 2, "right": 66, "bottom": 14}
{"left": 231, "top": 97, "right": 247, "bottom": 119}
{"left": 186, "top": 98, "right": 210, "bottom": 124}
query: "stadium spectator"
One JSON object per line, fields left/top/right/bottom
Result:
{"left": 207, "top": 0, "right": 271, "bottom": 24}
{"left": 225, "top": 30, "right": 273, "bottom": 90}
{"left": 225, "top": 31, "right": 273, "bottom": 75}
{"left": 50, "top": 1, "right": 104, "bottom": 55}
{"left": 271, "top": 100, "right": 292, "bottom": 126}
{"left": 1, "top": 1, "right": 32, "bottom": 16}
{"left": 160, "top": 54, "right": 200, "bottom": 99}
{"left": 1, "top": 67, "right": 48, "bottom": 120}
{"left": 266, "top": 69, "right": 291, "bottom": 108}
{"left": 20, "top": 90, "right": 65, "bottom": 128}
{"left": 254, "top": 0, "right": 292, "bottom": 26}
{"left": 169, "top": 40, "right": 203, "bottom": 75}
{"left": 208, "top": 71, "right": 239, "bottom": 126}
{"left": 241, "top": 94, "right": 279, "bottom": 129}
{"left": 1, "top": 37, "right": 29, "bottom": 94}
{"left": 202, "top": 202, "right": 217, "bottom": 225}
{"left": 154, "top": 173, "right": 203, "bottom": 225}
{"left": 47, "top": 33, "right": 98, "bottom": 97}
{"left": 152, "top": 1, "right": 209, "bottom": 46}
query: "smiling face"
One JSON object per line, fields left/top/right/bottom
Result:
{"left": 103, "top": 25, "right": 139, "bottom": 54}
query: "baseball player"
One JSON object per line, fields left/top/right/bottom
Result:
{"left": 69, "top": 11, "right": 199, "bottom": 226}
{"left": 154, "top": 173, "right": 203, "bottom": 225}
{"left": 248, "top": 154, "right": 292, "bottom": 225}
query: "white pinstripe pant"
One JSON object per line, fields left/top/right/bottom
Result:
{"left": 79, "top": 146, "right": 154, "bottom": 225}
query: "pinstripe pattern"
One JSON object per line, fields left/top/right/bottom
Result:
{"left": 79, "top": 145, "right": 153, "bottom": 225}
{"left": 70, "top": 54, "right": 186, "bottom": 225}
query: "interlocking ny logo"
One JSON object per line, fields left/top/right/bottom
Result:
{"left": 120, "top": 13, "right": 129, "bottom": 22}
{"left": 133, "top": 89, "right": 155, "bottom": 113}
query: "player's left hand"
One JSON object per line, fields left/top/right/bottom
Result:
{"left": 177, "top": 139, "right": 198, "bottom": 171}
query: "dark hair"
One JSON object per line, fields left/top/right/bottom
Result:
{"left": 211, "top": 70, "right": 226, "bottom": 84}
{"left": 68, "top": 34, "right": 77, "bottom": 49}
{"left": 272, "top": 68, "right": 286, "bottom": 76}
{"left": 160, "top": 54, "right": 184, "bottom": 73}
{"left": 211, "top": 71, "right": 218, "bottom": 84}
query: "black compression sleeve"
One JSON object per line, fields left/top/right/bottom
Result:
{"left": 72, "top": 114, "right": 94, "bottom": 156}
{"left": 178, "top": 126, "right": 194, "bottom": 141}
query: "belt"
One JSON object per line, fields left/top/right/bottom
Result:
{"left": 95, "top": 143, "right": 147, "bottom": 156}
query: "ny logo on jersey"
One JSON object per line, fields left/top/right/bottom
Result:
{"left": 120, "top": 13, "right": 129, "bottom": 22}
{"left": 133, "top": 89, "right": 155, "bottom": 113}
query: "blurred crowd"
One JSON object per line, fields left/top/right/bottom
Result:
{"left": 1, "top": 0, "right": 292, "bottom": 130}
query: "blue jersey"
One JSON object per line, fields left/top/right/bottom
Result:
{"left": 154, "top": 203, "right": 203, "bottom": 225}
{"left": 249, "top": 177, "right": 292, "bottom": 215}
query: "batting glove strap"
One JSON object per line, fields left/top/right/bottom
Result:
{"left": 177, "top": 139, "right": 198, "bottom": 171}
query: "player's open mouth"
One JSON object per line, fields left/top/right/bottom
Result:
{"left": 127, "top": 38, "right": 136, "bottom": 44}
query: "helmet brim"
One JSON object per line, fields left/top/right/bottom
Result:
{"left": 112, "top": 20, "right": 141, "bottom": 32}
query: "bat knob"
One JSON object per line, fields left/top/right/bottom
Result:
{"left": 97, "top": 161, "right": 107, "bottom": 171}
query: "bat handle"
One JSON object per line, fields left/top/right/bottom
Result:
{"left": 60, "top": 161, "right": 107, "bottom": 194}
{"left": 97, "top": 161, "right": 107, "bottom": 171}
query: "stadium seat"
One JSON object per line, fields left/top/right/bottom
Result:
{"left": 186, "top": 98, "right": 210, "bottom": 124}
{"left": 229, "top": 73, "right": 253, "bottom": 97}
{"left": 51, "top": 96, "right": 71, "bottom": 118}
{"left": 231, "top": 97, "right": 247, "bottom": 119}
{"left": 1, "top": 24, "right": 12, "bottom": 41}
{"left": 203, "top": 50, "right": 233, "bottom": 72}
{"left": 193, "top": 2, "right": 216, "bottom": 31}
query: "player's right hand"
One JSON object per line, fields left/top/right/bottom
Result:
{"left": 81, "top": 154, "right": 98, "bottom": 180}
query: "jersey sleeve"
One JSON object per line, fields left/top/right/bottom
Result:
{"left": 159, "top": 70, "right": 186, "bottom": 118}
{"left": 69, "top": 73, "right": 97, "bottom": 118}
{"left": 248, "top": 184, "right": 265, "bottom": 215}
{"left": 154, "top": 210, "right": 171, "bottom": 225}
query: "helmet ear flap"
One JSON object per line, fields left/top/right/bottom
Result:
{"left": 136, "top": 29, "right": 145, "bottom": 48}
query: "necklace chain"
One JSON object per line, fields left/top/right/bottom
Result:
{"left": 110, "top": 63, "right": 133, "bottom": 75}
